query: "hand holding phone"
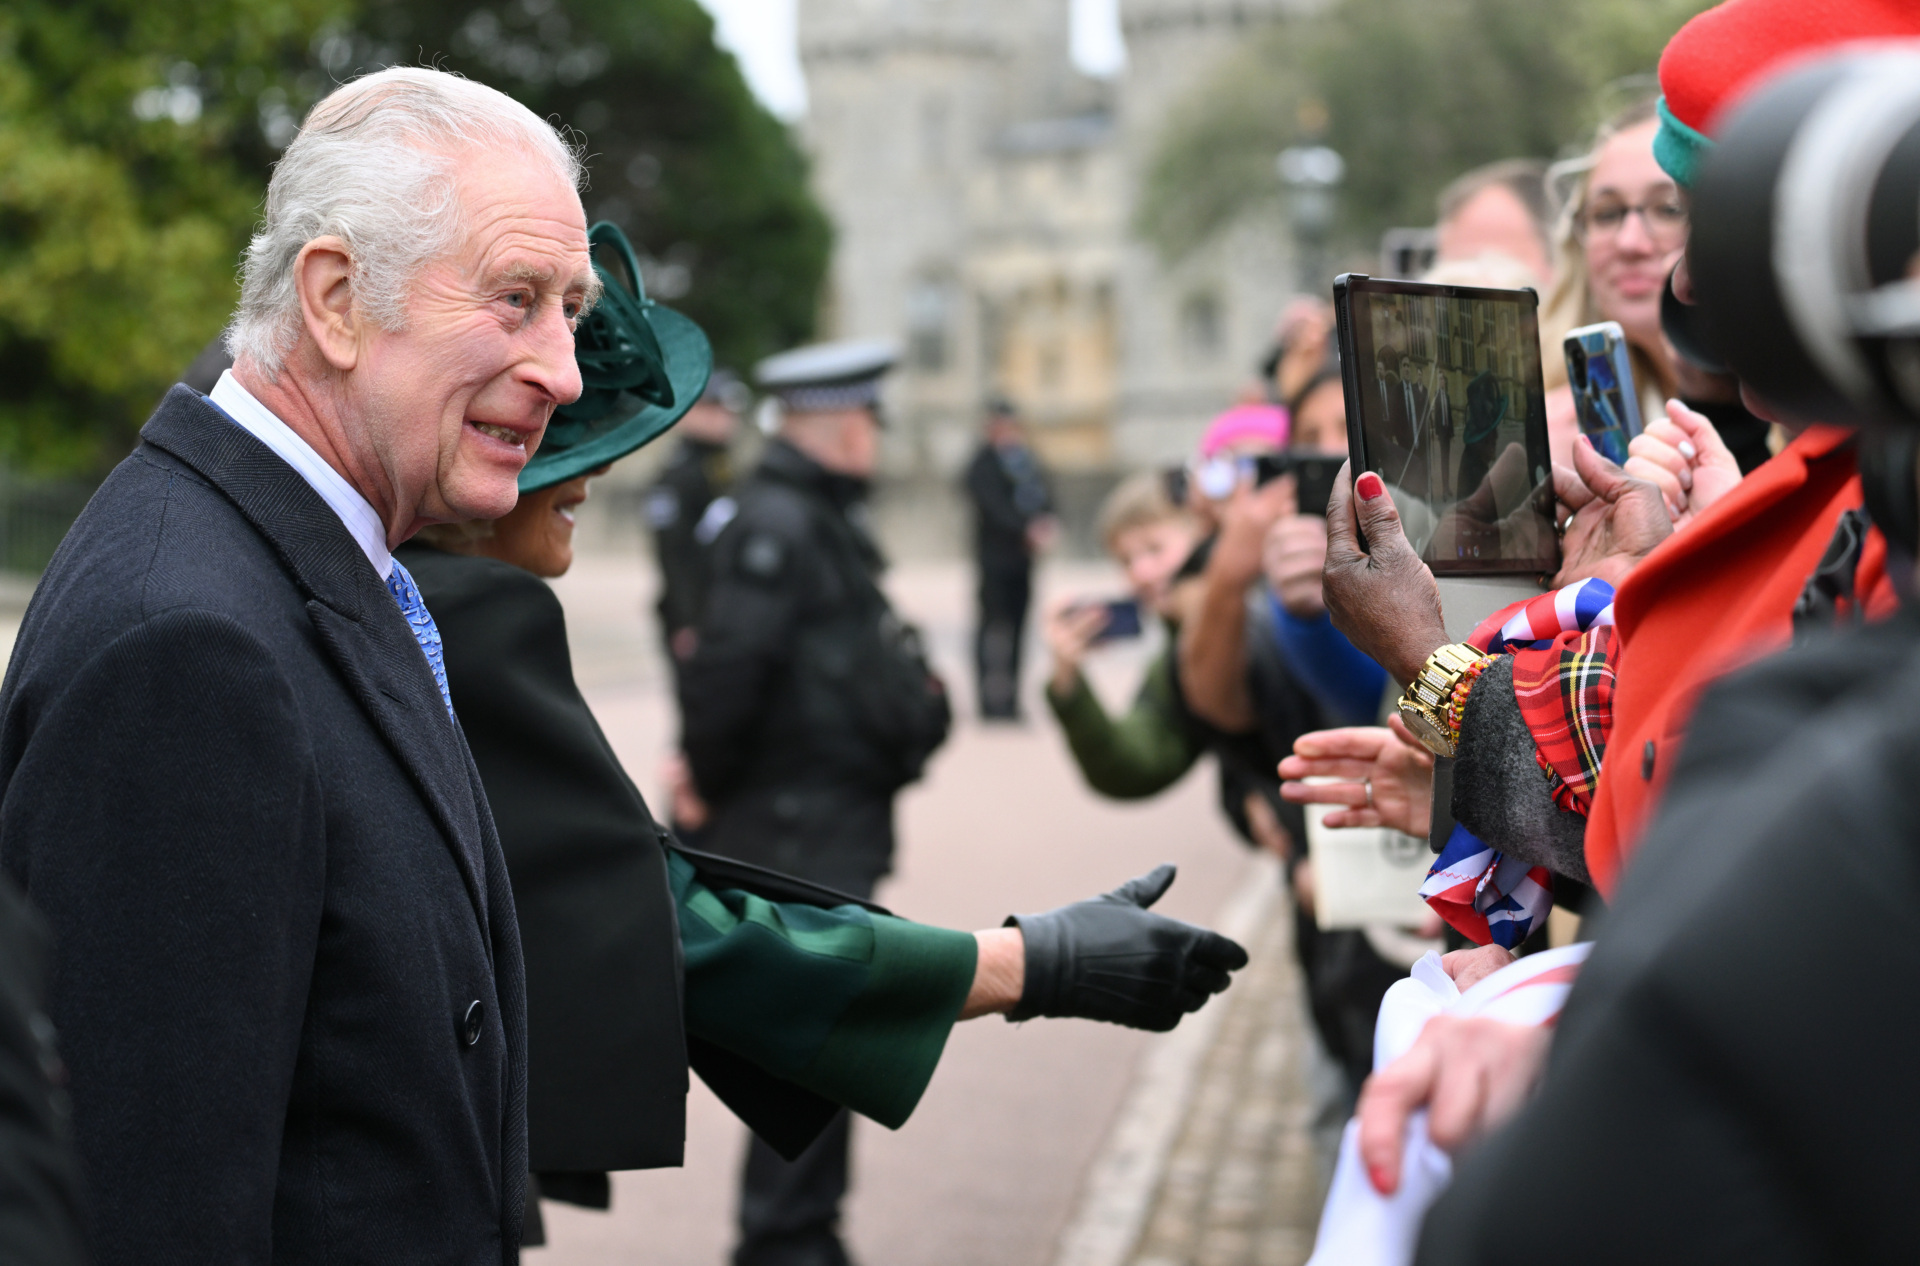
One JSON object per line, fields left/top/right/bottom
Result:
{"left": 1564, "top": 322, "right": 1642, "bottom": 465}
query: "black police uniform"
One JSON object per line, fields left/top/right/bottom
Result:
{"left": 963, "top": 436, "right": 1052, "bottom": 719}
{"left": 645, "top": 436, "right": 734, "bottom": 651}
{"left": 678, "top": 435, "right": 949, "bottom": 1266}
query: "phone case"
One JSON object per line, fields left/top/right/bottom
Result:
{"left": 1564, "top": 322, "right": 1642, "bottom": 465}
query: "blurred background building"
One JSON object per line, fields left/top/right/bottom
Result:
{"left": 798, "top": 0, "right": 1306, "bottom": 507}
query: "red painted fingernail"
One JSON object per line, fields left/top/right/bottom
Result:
{"left": 1356, "top": 473, "right": 1385, "bottom": 501}
{"left": 1369, "top": 1164, "right": 1395, "bottom": 1194}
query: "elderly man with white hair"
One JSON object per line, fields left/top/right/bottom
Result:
{"left": 0, "top": 68, "right": 589, "bottom": 1262}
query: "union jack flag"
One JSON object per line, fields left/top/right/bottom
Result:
{"left": 1418, "top": 824, "right": 1554, "bottom": 948}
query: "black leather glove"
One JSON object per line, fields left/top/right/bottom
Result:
{"left": 1004, "top": 864, "right": 1249, "bottom": 1032}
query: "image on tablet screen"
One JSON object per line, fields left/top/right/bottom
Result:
{"left": 1345, "top": 282, "right": 1554, "bottom": 574}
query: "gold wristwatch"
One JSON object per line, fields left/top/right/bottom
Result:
{"left": 1396, "top": 642, "right": 1488, "bottom": 758}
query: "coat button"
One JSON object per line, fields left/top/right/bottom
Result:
{"left": 1642, "top": 740, "right": 1656, "bottom": 782}
{"left": 462, "top": 1000, "right": 484, "bottom": 1047}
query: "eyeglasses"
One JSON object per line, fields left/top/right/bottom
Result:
{"left": 1576, "top": 198, "right": 1689, "bottom": 248}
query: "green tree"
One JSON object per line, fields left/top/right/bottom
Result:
{"left": 1137, "top": 0, "right": 1715, "bottom": 263}
{"left": 334, "top": 0, "right": 831, "bottom": 377}
{"left": 0, "top": 0, "right": 829, "bottom": 477}
{"left": 0, "top": 0, "right": 341, "bottom": 474}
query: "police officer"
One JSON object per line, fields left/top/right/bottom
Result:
{"left": 644, "top": 368, "right": 747, "bottom": 662}
{"left": 678, "top": 339, "right": 946, "bottom": 1266}
{"left": 963, "top": 398, "right": 1055, "bottom": 721}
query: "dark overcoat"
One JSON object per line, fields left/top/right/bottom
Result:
{"left": 0, "top": 388, "right": 527, "bottom": 1264}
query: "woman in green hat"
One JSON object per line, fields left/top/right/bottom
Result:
{"left": 396, "top": 224, "right": 1250, "bottom": 1255}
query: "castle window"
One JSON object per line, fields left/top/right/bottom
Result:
{"left": 1180, "top": 291, "right": 1223, "bottom": 360}
{"left": 908, "top": 277, "right": 954, "bottom": 372}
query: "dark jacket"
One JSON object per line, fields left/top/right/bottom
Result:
{"left": 0, "top": 388, "right": 527, "bottom": 1264}
{"left": 1419, "top": 607, "right": 1920, "bottom": 1264}
{"left": 679, "top": 439, "right": 946, "bottom": 891}
{"left": 645, "top": 437, "right": 732, "bottom": 641}
{"left": 963, "top": 440, "right": 1051, "bottom": 573}
{"left": 0, "top": 875, "right": 85, "bottom": 1265}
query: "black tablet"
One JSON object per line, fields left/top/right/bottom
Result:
{"left": 1333, "top": 274, "right": 1558, "bottom": 576}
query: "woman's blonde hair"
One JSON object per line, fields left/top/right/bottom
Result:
{"left": 1539, "top": 95, "right": 1673, "bottom": 407}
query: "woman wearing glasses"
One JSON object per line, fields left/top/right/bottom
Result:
{"left": 1539, "top": 97, "right": 1698, "bottom": 470}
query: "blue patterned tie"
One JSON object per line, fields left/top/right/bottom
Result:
{"left": 386, "top": 560, "right": 455, "bottom": 722}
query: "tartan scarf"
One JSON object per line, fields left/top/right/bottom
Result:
{"left": 1418, "top": 579, "right": 1617, "bottom": 945}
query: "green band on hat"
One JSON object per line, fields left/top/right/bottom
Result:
{"left": 1654, "top": 95, "right": 1713, "bottom": 190}
{"left": 519, "top": 221, "right": 713, "bottom": 494}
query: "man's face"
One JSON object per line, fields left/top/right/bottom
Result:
{"left": 350, "top": 146, "right": 592, "bottom": 528}
{"left": 785, "top": 407, "right": 881, "bottom": 478}
{"left": 1436, "top": 185, "right": 1550, "bottom": 287}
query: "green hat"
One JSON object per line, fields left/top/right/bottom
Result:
{"left": 520, "top": 221, "right": 712, "bottom": 493}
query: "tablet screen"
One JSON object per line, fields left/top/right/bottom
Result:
{"left": 1334, "top": 275, "right": 1557, "bottom": 576}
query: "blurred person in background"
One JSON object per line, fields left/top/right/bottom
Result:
{"left": 1261, "top": 365, "right": 1387, "bottom": 728}
{"left": 1044, "top": 472, "right": 1206, "bottom": 798}
{"left": 1174, "top": 402, "right": 1410, "bottom": 1181}
{"left": 645, "top": 367, "right": 747, "bottom": 663}
{"left": 1540, "top": 96, "right": 1774, "bottom": 476}
{"left": 964, "top": 399, "right": 1057, "bottom": 722}
{"left": 1431, "top": 159, "right": 1554, "bottom": 288}
{"left": 1264, "top": 297, "right": 1337, "bottom": 407}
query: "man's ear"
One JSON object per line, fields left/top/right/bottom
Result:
{"left": 293, "top": 237, "right": 360, "bottom": 373}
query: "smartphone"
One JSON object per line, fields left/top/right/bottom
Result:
{"left": 1331, "top": 273, "right": 1557, "bottom": 576}
{"left": 1564, "top": 321, "right": 1642, "bottom": 465}
{"left": 1161, "top": 466, "right": 1189, "bottom": 509}
{"left": 1251, "top": 452, "right": 1343, "bottom": 517}
{"left": 1077, "top": 598, "right": 1142, "bottom": 644}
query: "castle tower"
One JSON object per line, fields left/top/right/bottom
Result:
{"left": 1110, "top": 0, "right": 1305, "bottom": 464}
{"left": 798, "top": 0, "right": 1081, "bottom": 475}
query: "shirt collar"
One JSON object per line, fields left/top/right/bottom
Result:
{"left": 208, "top": 370, "right": 394, "bottom": 580}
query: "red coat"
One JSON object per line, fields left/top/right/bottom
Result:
{"left": 1584, "top": 425, "right": 1897, "bottom": 895}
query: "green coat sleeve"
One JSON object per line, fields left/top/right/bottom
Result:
{"left": 668, "top": 851, "right": 976, "bottom": 1130}
{"left": 1044, "top": 650, "right": 1201, "bottom": 799}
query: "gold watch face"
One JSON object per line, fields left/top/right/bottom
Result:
{"left": 1397, "top": 702, "right": 1456, "bottom": 758}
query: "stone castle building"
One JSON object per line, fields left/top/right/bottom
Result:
{"left": 796, "top": 0, "right": 1309, "bottom": 483}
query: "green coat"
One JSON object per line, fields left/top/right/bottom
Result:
{"left": 1045, "top": 646, "right": 1201, "bottom": 799}
{"left": 398, "top": 544, "right": 975, "bottom": 1181}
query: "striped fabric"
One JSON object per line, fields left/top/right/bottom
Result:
{"left": 1417, "top": 825, "right": 1554, "bottom": 949}
{"left": 1470, "top": 576, "right": 1616, "bottom": 654}
{"left": 1416, "top": 579, "right": 1617, "bottom": 945}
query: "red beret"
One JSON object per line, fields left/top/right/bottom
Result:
{"left": 1661, "top": 0, "right": 1920, "bottom": 136}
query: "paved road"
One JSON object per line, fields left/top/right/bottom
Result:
{"left": 529, "top": 549, "right": 1271, "bottom": 1266}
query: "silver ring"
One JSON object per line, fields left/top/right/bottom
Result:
{"left": 1364, "top": 779, "right": 1375, "bottom": 810}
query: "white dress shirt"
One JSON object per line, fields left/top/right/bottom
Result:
{"left": 209, "top": 370, "right": 393, "bottom": 580}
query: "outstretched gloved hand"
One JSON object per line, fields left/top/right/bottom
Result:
{"left": 1004, "top": 865, "right": 1249, "bottom": 1032}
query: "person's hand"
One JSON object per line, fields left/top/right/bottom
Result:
{"left": 1357, "top": 1015, "right": 1552, "bottom": 1194}
{"left": 1027, "top": 515, "right": 1061, "bottom": 554}
{"left": 664, "top": 752, "right": 709, "bottom": 831}
{"left": 1438, "top": 943, "right": 1513, "bottom": 992}
{"left": 1044, "top": 599, "right": 1108, "bottom": 697}
{"left": 1550, "top": 435, "right": 1673, "bottom": 589}
{"left": 1211, "top": 475, "right": 1297, "bottom": 590}
{"left": 1005, "top": 865, "right": 1250, "bottom": 1031}
{"left": 1277, "top": 716, "right": 1434, "bottom": 836}
{"left": 1624, "top": 399, "right": 1743, "bottom": 527}
{"left": 1263, "top": 513, "right": 1331, "bottom": 618}
{"left": 1322, "top": 465, "right": 1449, "bottom": 685}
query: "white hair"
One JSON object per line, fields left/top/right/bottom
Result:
{"left": 230, "top": 66, "right": 585, "bottom": 376}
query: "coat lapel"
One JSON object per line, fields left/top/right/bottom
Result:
{"left": 140, "top": 387, "right": 490, "bottom": 934}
